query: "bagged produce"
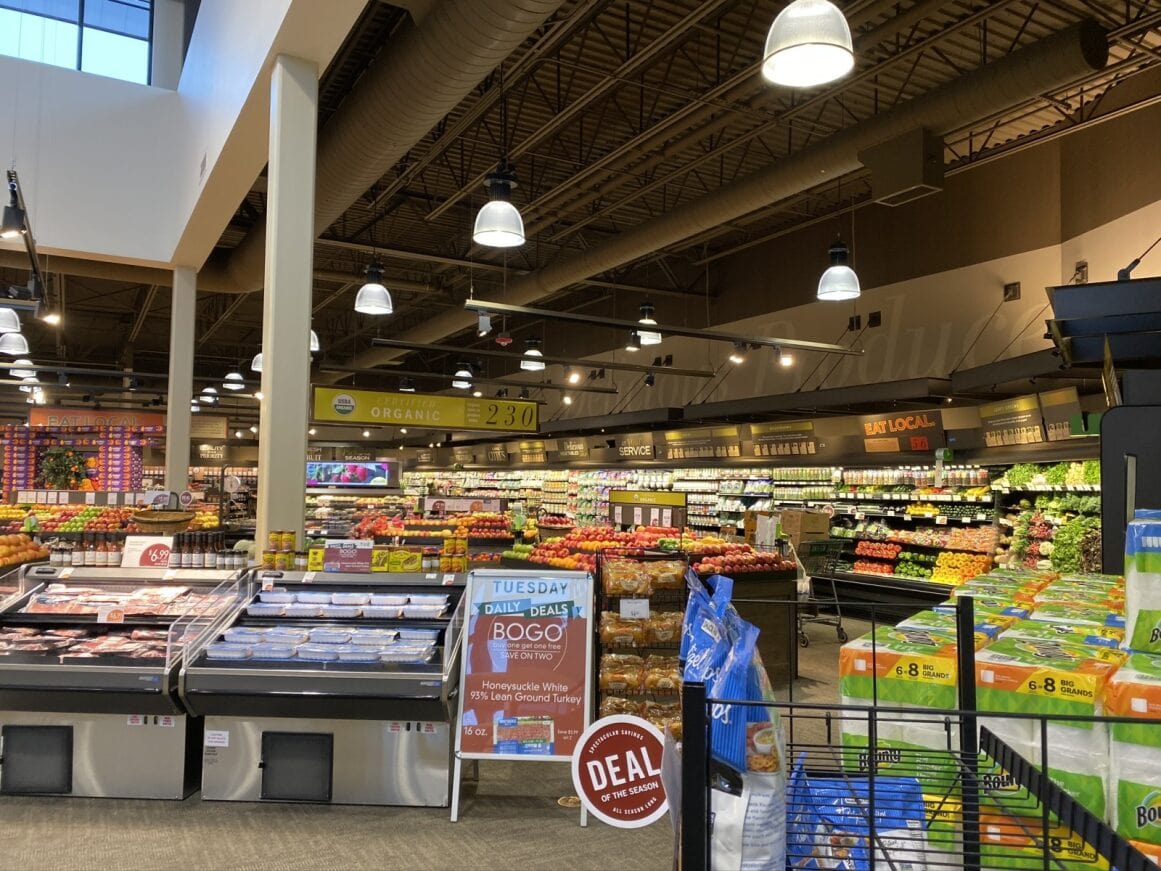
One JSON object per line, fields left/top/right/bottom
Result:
{"left": 1124, "top": 510, "right": 1161, "bottom": 653}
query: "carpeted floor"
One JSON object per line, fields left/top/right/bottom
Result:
{"left": 0, "top": 618, "right": 861, "bottom": 871}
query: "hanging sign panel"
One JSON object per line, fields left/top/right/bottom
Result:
{"left": 312, "top": 388, "right": 538, "bottom": 433}
{"left": 1038, "top": 387, "right": 1082, "bottom": 442}
{"left": 979, "top": 395, "right": 1044, "bottom": 447}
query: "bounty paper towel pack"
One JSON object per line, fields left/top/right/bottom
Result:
{"left": 1105, "top": 651, "right": 1161, "bottom": 849}
{"left": 1124, "top": 510, "right": 1161, "bottom": 654}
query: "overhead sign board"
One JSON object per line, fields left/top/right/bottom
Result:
{"left": 312, "top": 387, "right": 538, "bottom": 433}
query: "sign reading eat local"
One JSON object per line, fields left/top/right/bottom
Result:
{"left": 312, "top": 387, "right": 538, "bottom": 433}
{"left": 571, "top": 715, "right": 668, "bottom": 828}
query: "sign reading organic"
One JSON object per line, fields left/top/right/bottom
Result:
{"left": 617, "top": 433, "right": 655, "bottom": 460}
{"left": 858, "top": 410, "right": 945, "bottom": 453}
{"left": 312, "top": 387, "right": 538, "bottom": 433}
{"left": 750, "top": 420, "right": 820, "bottom": 457}
{"left": 979, "top": 395, "right": 1044, "bottom": 447}
{"left": 456, "top": 571, "right": 593, "bottom": 760}
{"left": 1038, "top": 387, "right": 1082, "bottom": 442}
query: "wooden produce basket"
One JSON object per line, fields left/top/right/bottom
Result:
{"left": 132, "top": 511, "right": 196, "bottom": 534}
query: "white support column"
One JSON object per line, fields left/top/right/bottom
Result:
{"left": 257, "top": 54, "right": 317, "bottom": 548}
{"left": 164, "top": 266, "right": 196, "bottom": 493}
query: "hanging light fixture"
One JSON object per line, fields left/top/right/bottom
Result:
{"left": 399, "top": 377, "right": 417, "bottom": 393}
{"left": 776, "top": 347, "right": 795, "bottom": 368}
{"left": 0, "top": 332, "right": 30, "bottom": 356}
{"left": 452, "top": 364, "right": 474, "bottom": 389}
{"left": 816, "top": 239, "right": 861, "bottom": 301}
{"left": 520, "top": 338, "right": 545, "bottom": 371}
{"left": 354, "top": 262, "right": 394, "bottom": 315}
{"left": 636, "top": 303, "right": 662, "bottom": 345}
{"left": 762, "top": 0, "right": 854, "bottom": 89}
{"left": 250, "top": 352, "right": 263, "bottom": 373}
{"left": 222, "top": 368, "right": 245, "bottom": 390}
{"left": 310, "top": 330, "right": 320, "bottom": 353}
{"left": 625, "top": 331, "right": 642, "bottom": 353}
{"left": 0, "top": 307, "right": 21, "bottom": 334}
{"left": 0, "top": 180, "right": 24, "bottom": 239}
{"left": 473, "top": 68, "right": 525, "bottom": 248}
{"left": 10, "top": 359, "right": 35, "bottom": 379}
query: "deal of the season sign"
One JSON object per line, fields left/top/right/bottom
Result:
{"left": 312, "top": 387, "right": 538, "bottom": 433}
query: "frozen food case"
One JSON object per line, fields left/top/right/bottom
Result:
{"left": 180, "top": 570, "right": 467, "bottom": 806}
{"left": 0, "top": 564, "right": 247, "bottom": 799}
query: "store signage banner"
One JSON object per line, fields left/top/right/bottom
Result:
{"left": 456, "top": 570, "right": 593, "bottom": 761}
{"left": 858, "top": 410, "right": 945, "bottom": 453}
{"left": 189, "top": 415, "right": 228, "bottom": 440}
{"left": 519, "top": 440, "right": 548, "bottom": 464}
{"left": 311, "top": 387, "right": 538, "bottom": 433}
{"left": 555, "top": 437, "right": 589, "bottom": 459}
{"left": 1038, "top": 387, "right": 1082, "bottom": 442}
{"left": 29, "top": 407, "right": 167, "bottom": 429}
{"left": 617, "top": 433, "right": 655, "bottom": 460}
{"left": 749, "top": 420, "right": 821, "bottom": 458}
{"left": 571, "top": 716, "right": 667, "bottom": 828}
{"left": 979, "top": 394, "right": 1044, "bottom": 447}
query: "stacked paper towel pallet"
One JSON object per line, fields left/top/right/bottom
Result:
{"left": 838, "top": 513, "right": 1161, "bottom": 865}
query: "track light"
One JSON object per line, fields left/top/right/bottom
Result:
{"left": 644, "top": 372, "right": 655, "bottom": 387}
{"left": 223, "top": 369, "right": 245, "bottom": 390}
{"left": 776, "top": 346, "right": 795, "bottom": 367}
{"left": 728, "top": 342, "right": 747, "bottom": 365}
{"left": 355, "top": 262, "right": 394, "bottom": 315}
{"left": 400, "top": 377, "right": 416, "bottom": 393}
{"left": 250, "top": 352, "right": 263, "bottom": 373}
{"left": 520, "top": 338, "right": 545, "bottom": 372}
{"left": 817, "top": 239, "right": 860, "bottom": 301}
{"left": 762, "top": 0, "right": 854, "bottom": 88}
{"left": 637, "top": 303, "right": 662, "bottom": 345}
{"left": 477, "top": 312, "right": 492, "bottom": 336}
{"left": 626, "top": 331, "right": 642, "bottom": 352}
{"left": 452, "top": 364, "right": 473, "bottom": 389}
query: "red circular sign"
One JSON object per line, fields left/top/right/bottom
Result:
{"left": 571, "top": 715, "right": 668, "bottom": 828}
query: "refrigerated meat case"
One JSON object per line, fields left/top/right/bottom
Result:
{"left": 0, "top": 564, "right": 245, "bottom": 799}
{"left": 180, "top": 570, "right": 467, "bottom": 806}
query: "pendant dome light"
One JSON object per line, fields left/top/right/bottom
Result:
{"left": 473, "top": 67, "right": 525, "bottom": 248}
{"left": 636, "top": 303, "right": 662, "bottom": 346}
{"left": 10, "top": 359, "right": 35, "bottom": 379}
{"left": 0, "top": 331, "right": 30, "bottom": 356}
{"left": 0, "top": 307, "right": 21, "bottom": 334}
{"left": 354, "top": 262, "right": 394, "bottom": 315}
{"left": 250, "top": 352, "right": 263, "bottom": 373}
{"left": 520, "top": 338, "right": 545, "bottom": 371}
{"left": 816, "top": 239, "right": 861, "bottom": 301}
{"left": 762, "top": 0, "right": 854, "bottom": 89}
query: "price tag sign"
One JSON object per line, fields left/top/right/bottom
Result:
{"left": 619, "top": 598, "right": 650, "bottom": 620}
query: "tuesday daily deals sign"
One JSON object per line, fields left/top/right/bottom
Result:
{"left": 456, "top": 570, "right": 593, "bottom": 760}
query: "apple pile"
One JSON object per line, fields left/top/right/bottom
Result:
{"left": 0, "top": 534, "right": 49, "bottom": 569}
{"left": 692, "top": 546, "right": 796, "bottom": 576}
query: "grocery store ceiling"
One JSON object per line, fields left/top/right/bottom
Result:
{"left": 4, "top": 0, "right": 1161, "bottom": 418}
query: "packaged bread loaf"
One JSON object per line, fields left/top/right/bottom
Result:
{"left": 602, "top": 559, "right": 652, "bottom": 596}
{"left": 599, "top": 611, "right": 647, "bottom": 646}
{"left": 644, "top": 654, "right": 682, "bottom": 692}
{"left": 599, "top": 653, "right": 645, "bottom": 694}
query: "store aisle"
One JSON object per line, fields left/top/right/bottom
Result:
{"left": 0, "top": 617, "right": 854, "bottom": 871}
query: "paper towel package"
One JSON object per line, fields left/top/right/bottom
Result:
{"left": 1105, "top": 651, "right": 1161, "bottom": 844}
{"left": 1125, "top": 510, "right": 1161, "bottom": 653}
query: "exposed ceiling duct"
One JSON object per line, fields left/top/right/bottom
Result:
{"left": 330, "top": 19, "right": 1108, "bottom": 380}
{"left": 199, "top": 0, "right": 568, "bottom": 295}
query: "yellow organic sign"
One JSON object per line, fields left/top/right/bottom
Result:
{"left": 312, "top": 387, "right": 538, "bottom": 433}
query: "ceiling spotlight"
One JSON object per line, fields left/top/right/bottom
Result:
{"left": 562, "top": 394, "right": 573, "bottom": 405}
{"left": 637, "top": 303, "right": 662, "bottom": 345}
{"left": 309, "top": 329, "right": 320, "bottom": 353}
{"left": 0, "top": 332, "right": 30, "bottom": 356}
{"left": 354, "top": 262, "right": 394, "bottom": 315}
{"left": 625, "top": 331, "right": 642, "bottom": 353}
{"left": 452, "top": 364, "right": 473, "bottom": 390}
{"left": 477, "top": 311, "right": 492, "bottom": 337}
{"left": 762, "top": 0, "right": 854, "bottom": 88}
{"left": 11, "top": 359, "right": 35, "bottom": 379}
{"left": 728, "top": 342, "right": 747, "bottom": 365}
{"left": 474, "top": 162, "right": 525, "bottom": 248}
{"left": 249, "top": 425, "right": 258, "bottom": 434}
{"left": 1, "top": 181, "right": 25, "bottom": 239}
{"left": 566, "top": 367, "right": 581, "bottom": 385}
{"left": 223, "top": 369, "right": 245, "bottom": 390}
{"left": 644, "top": 372, "right": 655, "bottom": 388}
{"left": 520, "top": 338, "right": 545, "bottom": 372}
{"left": 254, "top": 391, "right": 264, "bottom": 400}
{"left": 0, "top": 307, "right": 22, "bottom": 334}
{"left": 399, "top": 377, "right": 416, "bottom": 393}
{"left": 308, "top": 427, "right": 317, "bottom": 436}
{"left": 817, "top": 239, "right": 860, "bottom": 301}
{"left": 776, "top": 346, "right": 795, "bottom": 367}
{"left": 362, "top": 429, "right": 371, "bottom": 438}
{"left": 250, "top": 352, "right": 263, "bottom": 373}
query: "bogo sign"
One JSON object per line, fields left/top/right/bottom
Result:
{"left": 571, "top": 715, "right": 668, "bottom": 828}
